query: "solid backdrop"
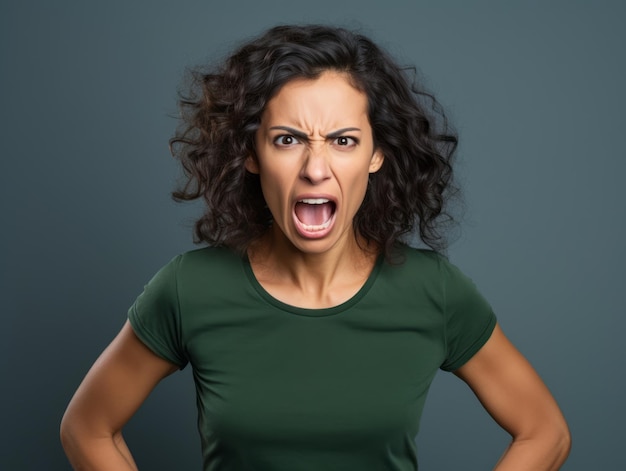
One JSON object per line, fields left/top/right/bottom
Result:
{"left": 1, "top": 1, "right": 624, "bottom": 470}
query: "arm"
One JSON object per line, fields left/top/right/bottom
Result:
{"left": 60, "top": 321, "right": 179, "bottom": 471}
{"left": 454, "top": 323, "right": 571, "bottom": 470}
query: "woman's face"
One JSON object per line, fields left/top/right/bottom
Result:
{"left": 248, "top": 71, "right": 383, "bottom": 255}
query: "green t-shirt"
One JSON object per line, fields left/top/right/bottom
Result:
{"left": 129, "top": 246, "right": 496, "bottom": 470}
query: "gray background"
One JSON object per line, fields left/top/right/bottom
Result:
{"left": 1, "top": 1, "right": 624, "bottom": 469}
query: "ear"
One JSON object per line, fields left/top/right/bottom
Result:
{"left": 368, "top": 149, "right": 384, "bottom": 173}
{"left": 245, "top": 154, "right": 260, "bottom": 174}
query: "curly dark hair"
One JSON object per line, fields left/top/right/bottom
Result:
{"left": 170, "top": 24, "right": 459, "bottom": 259}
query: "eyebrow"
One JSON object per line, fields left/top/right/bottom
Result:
{"left": 268, "top": 126, "right": 361, "bottom": 140}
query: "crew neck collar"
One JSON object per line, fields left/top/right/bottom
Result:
{"left": 241, "top": 254, "right": 383, "bottom": 317}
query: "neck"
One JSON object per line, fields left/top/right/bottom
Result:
{"left": 247, "top": 227, "right": 379, "bottom": 308}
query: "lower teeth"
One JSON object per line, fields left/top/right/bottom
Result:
{"left": 300, "top": 219, "right": 332, "bottom": 231}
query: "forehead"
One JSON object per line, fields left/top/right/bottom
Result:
{"left": 261, "top": 72, "right": 369, "bottom": 127}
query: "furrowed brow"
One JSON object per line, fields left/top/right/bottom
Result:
{"left": 325, "top": 127, "right": 361, "bottom": 139}
{"left": 268, "top": 126, "right": 309, "bottom": 141}
{"left": 269, "top": 126, "right": 361, "bottom": 141}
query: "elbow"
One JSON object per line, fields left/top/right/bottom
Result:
{"left": 546, "top": 411, "right": 572, "bottom": 465}
{"left": 531, "top": 417, "right": 572, "bottom": 469}
{"left": 509, "top": 417, "right": 572, "bottom": 469}
{"left": 552, "top": 421, "right": 572, "bottom": 466}
{"left": 60, "top": 409, "right": 78, "bottom": 456}
{"left": 60, "top": 407, "right": 92, "bottom": 461}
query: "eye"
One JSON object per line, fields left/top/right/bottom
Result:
{"left": 274, "top": 135, "right": 300, "bottom": 147}
{"left": 333, "top": 136, "right": 358, "bottom": 148}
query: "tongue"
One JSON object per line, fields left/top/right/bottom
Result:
{"left": 295, "top": 202, "right": 333, "bottom": 226}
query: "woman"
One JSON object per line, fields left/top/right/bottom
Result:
{"left": 60, "top": 25, "right": 571, "bottom": 470}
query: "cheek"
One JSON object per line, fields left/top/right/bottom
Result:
{"left": 259, "top": 169, "right": 292, "bottom": 213}
{"left": 343, "top": 161, "right": 373, "bottom": 186}
{"left": 340, "top": 169, "right": 371, "bottom": 212}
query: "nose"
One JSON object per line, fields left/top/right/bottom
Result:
{"left": 300, "top": 143, "right": 331, "bottom": 184}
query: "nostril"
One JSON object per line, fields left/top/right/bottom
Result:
{"left": 301, "top": 155, "right": 332, "bottom": 183}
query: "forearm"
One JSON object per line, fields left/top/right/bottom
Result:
{"left": 454, "top": 325, "right": 571, "bottom": 470}
{"left": 61, "top": 429, "right": 138, "bottom": 471}
{"left": 494, "top": 431, "right": 571, "bottom": 471}
{"left": 60, "top": 322, "right": 178, "bottom": 470}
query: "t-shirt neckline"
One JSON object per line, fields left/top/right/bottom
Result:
{"left": 241, "top": 254, "right": 384, "bottom": 317}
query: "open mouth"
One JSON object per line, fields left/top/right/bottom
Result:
{"left": 294, "top": 198, "right": 336, "bottom": 233}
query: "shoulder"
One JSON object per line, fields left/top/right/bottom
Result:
{"left": 143, "top": 246, "right": 242, "bottom": 289}
{"left": 170, "top": 246, "right": 246, "bottom": 290}
{"left": 373, "top": 245, "right": 448, "bottom": 301}
{"left": 172, "top": 246, "right": 241, "bottom": 272}
{"left": 384, "top": 244, "right": 447, "bottom": 279}
{"left": 393, "top": 245, "right": 476, "bottom": 283}
{"left": 382, "top": 245, "right": 486, "bottom": 302}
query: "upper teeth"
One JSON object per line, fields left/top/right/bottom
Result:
{"left": 299, "top": 198, "right": 329, "bottom": 204}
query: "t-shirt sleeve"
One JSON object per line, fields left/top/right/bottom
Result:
{"left": 128, "top": 255, "right": 188, "bottom": 368}
{"left": 439, "top": 259, "right": 497, "bottom": 372}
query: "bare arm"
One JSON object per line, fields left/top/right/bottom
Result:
{"left": 60, "top": 321, "right": 179, "bottom": 470}
{"left": 454, "top": 323, "right": 571, "bottom": 470}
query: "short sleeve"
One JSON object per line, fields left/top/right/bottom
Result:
{"left": 439, "top": 260, "right": 497, "bottom": 372}
{"left": 128, "top": 255, "right": 188, "bottom": 368}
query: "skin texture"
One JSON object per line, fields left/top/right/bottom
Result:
{"left": 60, "top": 322, "right": 178, "bottom": 470}
{"left": 248, "top": 72, "right": 384, "bottom": 253}
{"left": 61, "top": 72, "right": 570, "bottom": 470}
{"left": 246, "top": 72, "right": 384, "bottom": 309}
{"left": 455, "top": 325, "right": 571, "bottom": 470}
